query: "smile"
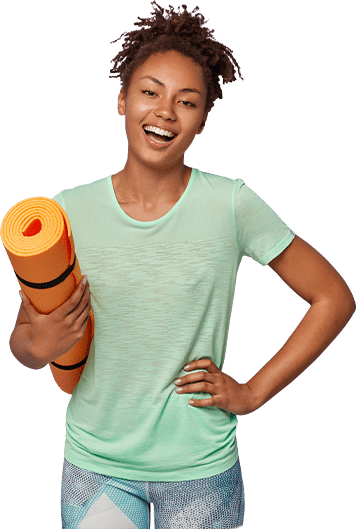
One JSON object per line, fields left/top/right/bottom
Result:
{"left": 142, "top": 129, "right": 177, "bottom": 149}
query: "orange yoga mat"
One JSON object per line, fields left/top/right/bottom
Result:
{"left": 1, "top": 196, "right": 94, "bottom": 394}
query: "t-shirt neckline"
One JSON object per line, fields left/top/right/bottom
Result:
{"left": 108, "top": 167, "right": 196, "bottom": 226}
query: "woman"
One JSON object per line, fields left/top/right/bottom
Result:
{"left": 17, "top": 2, "right": 355, "bottom": 528}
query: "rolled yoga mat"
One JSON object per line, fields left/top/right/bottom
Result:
{"left": 1, "top": 196, "right": 94, "bottom": 394}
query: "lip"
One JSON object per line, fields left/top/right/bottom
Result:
{"left": 142, "top": 127, "right": 177, "bottom": 149}
{"left": 143, "top": 124, "right": 178, "bottom": 136}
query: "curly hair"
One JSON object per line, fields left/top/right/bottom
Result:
{"left": 109, "top": 1, "right": 243, "bottom": 117}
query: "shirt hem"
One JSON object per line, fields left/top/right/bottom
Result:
{"left": 259, "top": 229, "right": 296, "bottom": 266}
{"left": 63, "top": 446, "right": 239, "bottom": 482}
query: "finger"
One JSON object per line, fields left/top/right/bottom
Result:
{"left": 176, "top": 386, "right": 214, "bottom": 400}
{"left": 184, "top": 358, "right": 219, "bottom": 373}
{"left": 188, "top": 397, "right": 214, "bottom": 407}
{"left": 177, "top": 372, "right": 214, "bottom": 386}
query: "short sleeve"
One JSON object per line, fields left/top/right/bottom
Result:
{"left": 51, "top": 191, "right": 66, "bottom": 212}
{"left": 234, "top": 179, "right": 295, "bottom": 266}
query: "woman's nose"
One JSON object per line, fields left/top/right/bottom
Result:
{"left": 154, "top": 97, "right": 176, "bottom": 121}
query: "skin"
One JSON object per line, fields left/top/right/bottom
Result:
{"left": 112, "top": 50, "right": 208, "bottom": 220}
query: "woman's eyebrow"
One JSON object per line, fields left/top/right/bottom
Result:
{"left": 139, "top": 75, "right": 202, "bottom": 95}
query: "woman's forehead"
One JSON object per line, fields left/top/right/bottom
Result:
{"left": 133, "top": 51, "right": 205, "bottom": 87}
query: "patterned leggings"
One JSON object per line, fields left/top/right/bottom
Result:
{"left": 61, "top": 456, "right": 245, "bottom": 528}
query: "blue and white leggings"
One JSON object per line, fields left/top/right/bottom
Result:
{"left": 61, "top": 456, "right": 245, "bottom": 528}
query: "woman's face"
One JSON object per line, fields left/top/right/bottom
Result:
{"left": 118, "top": 50, "right": 208, "bottom": 170}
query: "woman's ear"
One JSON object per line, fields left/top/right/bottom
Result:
{"left": 118, "top": 89, "right": 126, "bottom": 115}
{"left": 197, "top": 114, "right": 207, "bottom": 134}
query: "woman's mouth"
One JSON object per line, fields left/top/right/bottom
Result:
{"left": 142, "top": 126, "right": 177, "bottom": 148}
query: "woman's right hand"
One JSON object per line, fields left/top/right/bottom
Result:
{"left": 20, "top": 275, "right": 92, "bottom": 364}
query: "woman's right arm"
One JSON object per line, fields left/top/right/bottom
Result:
{"left": 9, "top": 322, "right": 42, "bottom": 370}
{"left": 9, "top": 276, "right": 92, "bottom": 370}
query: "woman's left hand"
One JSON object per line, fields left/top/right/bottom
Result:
{"left": 175, "top": 358, "right": 257, "bottom": 415}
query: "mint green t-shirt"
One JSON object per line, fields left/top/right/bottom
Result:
{"left": 52, "top": 168, "right": 295, "bottom": 481}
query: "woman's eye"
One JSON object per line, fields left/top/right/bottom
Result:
{"left": 142, "top": 90, "right": 195, "bottom": 107}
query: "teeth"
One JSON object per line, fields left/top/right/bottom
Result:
{"left": 143, "top": 125, "right": 176, "bottom": 138}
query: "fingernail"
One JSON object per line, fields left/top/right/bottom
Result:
{"left": 19, "top": 291, "right": 24, "bottom": 300}
{"left": 83, "top": 275, "right": 88, "bottom": 285}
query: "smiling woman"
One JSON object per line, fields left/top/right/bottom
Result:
{"left": 4, "top": 1, "right": 354, "bottom": 529}
{"left": 113, "top": 49, "right": 209, "bottom": 190}
{"left": 105, "top": 2, "right": 243, "bottom": 217}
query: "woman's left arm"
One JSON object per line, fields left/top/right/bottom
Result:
{"left": 247, "top": 234, "right": 356, "bottom": 411}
